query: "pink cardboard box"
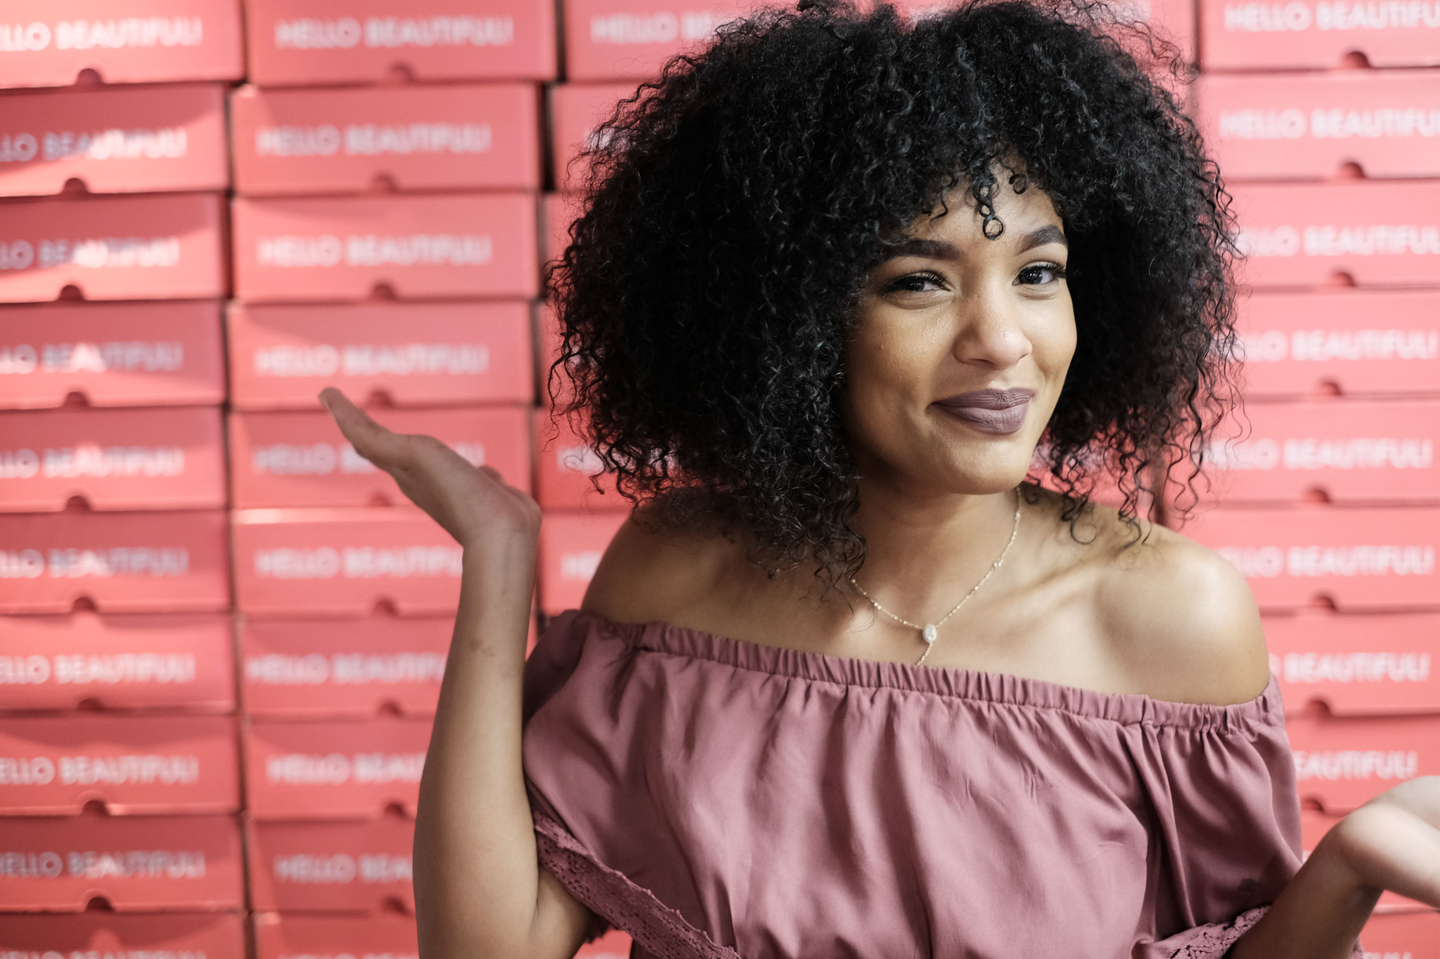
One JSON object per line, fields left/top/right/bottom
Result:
{"left": 0, "top": 913, "right": 244, "bottom": 959}
{"left": 227, "top": 300, "right": 534, "bottom": 410}
{"left": 0, "top": 406, "right": 226, "bottom": 512}
{"left": 245, "top": 0, "right": 557, "bottom": 85}
{"left": 0, "top": 0, "right": 243, "bottom": 88}
{"left": 1197, "top": 71, "right": 1440, "bottom": 180}
{"left": 231, "top": 193, "right": 539, "bottom": 301}
{"left": 0, "top": 510, "right": 229, "bottom": 614}
{"left": 1183, "top": 505, "right": 1440, "bottom": 611}
{"left": 1231, "top": 180, "right": 1440, "bottom": 288}
{"left": 0, "top": 300, "right": 225, "bottom": 410}
{"left": 536, "top": 412, "right": 619, "bottom": 511}
{"left": 231, "top": 405, "right": 531, "bottom": 508}
{"left": 543, "top": 192, "right": 585, "bottom": 270}
{"left": 1265, "top": 609, "right": 1439, "bottom": 715}
{"left": 0, "top": 192, "right": 225, "bottom": 302}
{"left": 1236, "top": 290, "right": 1440, "bottom": 398}
{"left": 248, "top": 818, "right": 414, "bottom": 912}
{"left": 0, "top": 83, "right": 227, "bottom": 196}
{"left": 1361, "top": 910, "right": 1440, "bottom": 953}
{"left": 1287, "top": 710, "right": 1439, "bottom": 812}
{"left": 1199, "top": 398, "right": 1440, "bottom": 504}
{"left": 538, "top": 510, "right": 628, "bottom": 615}
{"left": 0, "top": 611, "right": 234, "bottom": 712}
{"left": 253, "top": 913, "right": 417, "bottom": 959}
{"left": 231, "top": 83, "right": 541, "bottom": 195}
{"left": 550, "top": 82, "right": 639, "bottom": 191}
{"left": 0, "top": 813, "right": 243, "bottom": 911}
{"left": 232, "top": 507, "right": 461, "bottom": 616}
{"left": 1201, "top": 0, "right": 1440, "bottom": 71}
{"left": 0, "top": 714, "right": 237, "bottom": 816}
{"left": 240, "top": 616, "right": 449, "bottom": 719}
{"left": 244, "top": 719, "right": 429, "bottom": 819}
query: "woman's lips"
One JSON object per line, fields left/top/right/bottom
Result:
{"left": 932, "top": 388, "right": 1036, "bottom": 435}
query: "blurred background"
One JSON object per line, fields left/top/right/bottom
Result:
{"left": 0, "top": 0, "right": 1436, "bottom": 954}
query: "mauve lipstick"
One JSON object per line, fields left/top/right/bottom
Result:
{"left": 932, "top": 387, "right": 1036, "bottom": 435}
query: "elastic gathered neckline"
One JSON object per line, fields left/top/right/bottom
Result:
{"left": 573, "top": 609, "right": 1282, "bottom": 732}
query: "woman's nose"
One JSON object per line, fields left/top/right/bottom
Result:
{"left": 950, "top": 287, "right": 1033, "bottom": 370}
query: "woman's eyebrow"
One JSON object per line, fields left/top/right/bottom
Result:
{"left": 1017, "top": 225, "right": 1067, "bottom": 251}
{"left": 889, "top": 238, "right": 960, "bottom": 259}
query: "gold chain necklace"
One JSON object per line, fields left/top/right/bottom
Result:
{"left": 850, "top": 488, "right": 1022, "bottom": 666}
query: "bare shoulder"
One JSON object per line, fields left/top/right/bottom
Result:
{"left": 1034, "top": 494, "right": 1270, "bottom": 706}
{"left": 580, "top": 511, "right": 732, "bottom": 626}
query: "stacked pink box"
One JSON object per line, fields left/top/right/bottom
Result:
{"left": 1187, "top": 3, "right": 1440, "bottom": 947}
{"left": 0, "top": 0, "right": 243, "bottom": 955}
{"left": 229, "top": 0, "right": 553, "bottom": 953}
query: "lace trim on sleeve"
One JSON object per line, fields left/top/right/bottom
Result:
{"left": 1167, "top": 905, "right": 1366, "bottom": 959}
{"left": 532, "top": 811, "right": 745, "bottom": 959}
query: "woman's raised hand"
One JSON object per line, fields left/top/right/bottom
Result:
{"left": 319, "top": 388, "right": 541, "bottom": 551}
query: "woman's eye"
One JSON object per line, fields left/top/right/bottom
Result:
{"left": 1017, "top": 263, "right": 1067, "bottom": 286}
{"left": 884, "top": 271, "right": 947, "bottom": 294}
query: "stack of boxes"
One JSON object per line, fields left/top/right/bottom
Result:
{"left": 228, "top": 0, "right": 552, "bottom": 956}
{"left": 0, "top": 0, "right": 1436, "bottom": 954}
{"left": 0, "top": 0, "right": 244, "bottom": 954}
{"left": 1188, "top": 0, "right": 1440, "bottom": 948}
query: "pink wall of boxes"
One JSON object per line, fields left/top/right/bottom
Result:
{"left": 0, "top": 0, "right": 1436, "bottom": 955}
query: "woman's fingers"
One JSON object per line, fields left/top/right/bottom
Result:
{"left": 319, "top": 388, "right": 407, "bottom": 467}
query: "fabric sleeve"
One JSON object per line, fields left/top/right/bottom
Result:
{"left": 1125, "top": 695, "right": 1366, "bottom": 959}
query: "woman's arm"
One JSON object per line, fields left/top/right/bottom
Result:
{"left": 1228, "top": 776, "right": 1440, "bottom": 959}
{"left": 322, "top": 390, "right": 593, "bottom": 959}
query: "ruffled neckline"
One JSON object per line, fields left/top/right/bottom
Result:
{"left": 571, "top": 608, "right": 1283, "bottom": 732}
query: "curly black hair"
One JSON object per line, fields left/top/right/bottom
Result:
{"left": 548, "top": 0, "right": 1239, "bottom": 580}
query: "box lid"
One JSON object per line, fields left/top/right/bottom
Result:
{"left": 0, "top": 812, "right": 243, "bottom": 911}
{"left": 550, "top": 82, "right": 638, "bottom": 191}
{"left": 231, "top": 82, "right": 541, "bottom": 195}
{"left": 1199, "top": 398, "right": 1440, "bottom": 504}
{"left": 247, "top": 818, "right": 414, "bottom": 911}
{"left": 537, "top": 510, "right": 628, "bottom": 616}
{"left": 231, "top": 405, "right": 530, "bottom": 508}
{"left": 1265, "top": 609, "right": 1439, "bottom": 715}
{"left": 0, "top": 611, "right": 234, "bottom": 712}
{"left": 244, "top": 719, "right": 429, "bottom": 819}
{"left": 232, "top": 508, "right": 463, "bottom": 616}
{"left": 1231, "top": 180, "right": 1440, "bottom": 289}
{"left": 1197, "top": 71, "right": 1440, "bottom": 180}
{"left": 0, "top": 406, "right": 226, "bottom": 512}
{"left": 1236, "top": 290, "right": 1440, "bottom": 398}
{"left": 0, "top": 714, "right": 238, "bottom": 815}
{"left": 0, "top": 192, "right": 226, "bottom": 303}
{"left": 0, "top": 509, "right": 230, "bottom": 614}
{"left": 0, "top": 83, "right": 227, "bottom": 196}
{"left": 1201, "top": 0, "right": 1440, "bottom": 71}
{"left": 1183, "top": 505, "right": 1440, "bottom": 611}
{"left": 0, "top": 0, "right": 244, "bottom": 88}
{"left": 231, "top": 193, "right": 539, "bottom": 301}
{"left": 244, "top": 0, "right": 557, "bottom": 85}
{"left": 240, "top": 616, "right": 449, "bottom": 719}
{"left": 1287, "top": 711, "right": 1439, "bottom": 812}
{"left": 0, "top": 300, "right": 225, "bottom": 410}
{"left": 227, "top": 300, "right": 534, "bottom": 410}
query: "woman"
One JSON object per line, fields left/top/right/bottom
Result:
{"left": 321, "top": 1, "right": 1440, "bottom": 956}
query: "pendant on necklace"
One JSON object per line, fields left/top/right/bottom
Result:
{"left": 922, "top": 624, "right": 938, "bottom": 645}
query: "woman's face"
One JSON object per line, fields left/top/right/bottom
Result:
{"left": 842, "top": 177, "right": 1075, "bottom": 497}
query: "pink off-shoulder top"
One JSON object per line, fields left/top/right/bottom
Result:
{"left": 521, "top": 610, "right": 1363, "bottom": 959}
